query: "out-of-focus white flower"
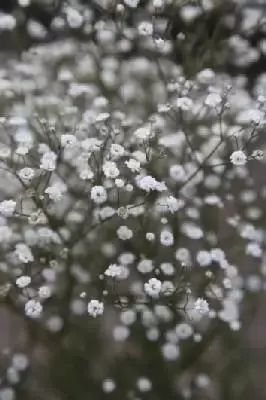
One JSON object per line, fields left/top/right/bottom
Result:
{"left": 117, "top": 225, "right": 133, "bottom": 240}
{"left": 205, "top": 92, "right": 222, "bottom": 107}
{"left": 104, "top": 264, "right": 123, "bottom": 278}
{"left": 144, "top": 278, "right": 162, "bottom": 297}
{"left": 25, "top": 299, "right": 43, "bottom": 318}
{"left": 15, "top": 243, "right": 34, "bottom": 263}
{"left": 0, "top": 200, "right": 16, "bottom": 217}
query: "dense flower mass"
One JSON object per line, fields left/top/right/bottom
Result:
{"left": 0, "top": 0, "right": 265, "bottom": 399}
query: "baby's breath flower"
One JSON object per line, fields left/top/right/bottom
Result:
{"left": 117, "top": 225, "right": 133, "bottom": 240}
{"left": 87, "top": 299, "right": 104, "bottom": 317}
{"left": 25, "top": 299, "right": 43, "bottom": 318}
{"left": 0, "top": 200, "right": 16, "bottom": 217}
{"left": 194, "top": 298, "right": 209, "bottom": 316}
{"left": 91, "top": 186, "right": 107, "bottom": 204}
{"left": 16, "top": 275, "right": 31, "bottom": 288}
{"left": 230, "top": 150, "right": 247, "bottom": 166}
{"left": 104, "top": 264, "right": 123, "bottom": 278}
{"left": 144, "top": 278, "right": 162, "bottom": 297}
{"left": 138, "top": 21, "right": 153, "bottom": 36}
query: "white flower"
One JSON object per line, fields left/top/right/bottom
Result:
{"left": 146, "top": 232, "right": 155, "bottom": 241}
{"left": 137, "top": 377, "right": 152, "bottom": 392}
{"left": 153, "top": 0, "right": 164, "bottom": 8}
{"left": 15, "top": 243, "right": 34, "bottom": 263}
{"left": 117, "top": 225, "right": 133, "bottom": 240}
{"left": 60, "top": 134, "right": 77, "bottom": 148}
{"left": 25, "top": 299, "right": 43, "bottom": 318}
{"left": 205, "top": 92, "right": 222, "bottom": 107}
{"left": 144, "top": 278, "right": 162, "bottom": 297}
{"left": 160, "top": 262, "right": 175, "bottom": 276}
{"left": 18, "top": 167, "right": 35, "bottom": 182}
{"left": 136, "top": 175, "right": 167, "bottom": 192}
{"left": 0, "top": 200, "right": 16, "bottom": 216}
{"left": 251, "top": 150, "right": 264, "bottom": 160}
{"left": 138, "top": 21, "right": 153, "bottom": 36}
{"left": 181, "top": 222, "right": 203, "bottom": 239}
{"left": 156, "top": 196, "right": 184, "bottom": 213}
{"left": 102, "top": 161, "right": 120, "bottom": 178}
{"left": 176, "top": 97, "right": 194, "bottom": 111}
{"left": 110, "top": 143, "right": 125, "bottom": 158}
{"left": 125, "top": 158, "right": 140, "bottom": 172}
{"left": 81, "top": 138, "right": 102, "bottom": 152}
{"left": 160, "top": 229, "right": 174, "bottom": 246}
{"left": 66, "top": 7, "right": 83, "bottom": 28}
{"left": 230, "top": 150, "right": 247, "bottom": 166}
{"left": 162, "top": 342, "right": 180, "bottom": 360}
{"left": 16, "top": 276, "right": 31, "bottom": 288}
{"left": 91, "top": 186, "right": 107, "bottom": 204}
{"left": 196, "top": 250, "right": 212, "bottom": 267}
{"left": 115, "top": 178, "right": 124, "bottom": 188}
{"left": 0, "top": 225, "right": 12, "bottom": 243}
{"left": 134, "top": 125, "right": 153, "bottom": 141}
{"left": 175, "top": 323, "right": 193, "bottom": 339}
{"left": 0, "top": 13, "right": 16, "bottom": 30}
{"left": 78, "top": 166, "right": 94, "bottom": 180}
{"left": 137, "top": 259, "right": 154, "bottom": 274}
{"left": 124, "top": 0, "right": 140, "bottom": 7}
{"left": 45, "top": 183, "right": 67, "bottom": 201}
{"left": 40, "top": 151, "right": 57, "bottom": 171}
{"left": 246, "top": 242, "right": 262, "bottom": 258}
{"left": 194, "top": 298, "right": 209, "bottom": 316}
{"left": 102, "top": 379, "right": 116, "bottom": 393}
{"left": 87, "top": 299, "right": 104, "bottom": 317}
{"left": 104, "top": 264, "right": 122, "bottom": 278}
{"left": 38, "top": 285, "right": 52, "bottom": 299}
{"left": 169, "top": 164, "right": 186, "bottom": 181}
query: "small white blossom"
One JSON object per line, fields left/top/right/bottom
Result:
{"left": 91, "top": 186, "right": 107, "bottom": 204}
{"left": 40, "top": 151, "right": 57, "bottom": 171}
{"left": 117, "top": 225, "right": 133, "bottom": 240}
{"left": 45, "top": 183, "right": 67, "bottom": 201}
{"left": 110, "top": 143, "right": 125, "bottom": 158}
{"left": 160, "top": 229, "right": 174, "bottom": 246}
{"left": 25, "top": 299, "right": 43, "bottom": 318}
{"left": 15, "top": 243, "right": 34, "bottom": 263}
{"left": 137, "top": 377, "right": 152, "bottom": 392}
{"left": 0, "top": 200, "right": 16, "bottom": 216}
{"left": 38, "top": 285, "right": 52, "bottom": 299}
{"left": 194, "top": 298, "right": 209, "bottom": 316}
{"left": 60, "top": 134, "right": 77, "bottom": 148}
{"left": 205, "top": 92, "right": 222, "bottom": 107}
{"left": 104, "top": 264, "right": 122, "bottom": 278}
{"left": 144, "top": 278, "right": 162, "bottom": 297}
{"left": 138, "top": 21, "right": 153, "bottom": 36}
{"left": 137, "top": 259, "right": 154, "bottom": 274}
{"left": 18, "top": 167, "right": 35, "bottom": 182}
{"left": 125, "top": 158, "right": 140, "bottom": 172}
{"left": 87, "top": 299, "right": 104, "bottom": 317}
{"left": 230, "top": 150, "right": 247, "bottom": 166}
{"left": 137, "top": 175, "right": 167, "bottom": 192}
{"left": 16, "top": 276, "right": 31, "bottom": 288}
{"left": 102, "top": 161, "right": 120, "bottom": 179}
{"left": 176, "top": 97, "right": 194, "bottom": 111}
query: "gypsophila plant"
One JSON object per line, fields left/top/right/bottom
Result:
{"left": 0, "top": 0, "right": 265, "bottom": 399}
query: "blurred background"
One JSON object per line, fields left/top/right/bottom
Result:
{"left": 0, "top": 1, "right": 266, "bottom": 400}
